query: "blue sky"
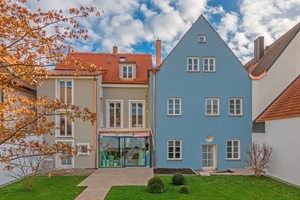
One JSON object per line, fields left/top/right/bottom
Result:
{"left": 27, "top": 0, "right": 300, "bottom": 66}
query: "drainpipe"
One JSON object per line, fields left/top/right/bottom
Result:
{"left": 152, "top": 69, "right": 156, "bottom": 168}
{"left": 94, "top": 76, "right": 97, "bottom": 169}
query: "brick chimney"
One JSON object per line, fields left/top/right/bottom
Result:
{"left": 254, "top": 37, "right": 264, "bottom": 63}
{"left": 113, "top": 44, "right": 118, "bottom": 57}
{"left": 156, "top": 39, "right": 161, "bottom": 68}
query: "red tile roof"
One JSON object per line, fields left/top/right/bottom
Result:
{"left": 245, "top": 22, "right": 300, "bottom": 78}
{"left": 55, "top": 52, "right": 153, "bottom": 84}
{"left": 255, "top": 75, "right": 300, "bottom": 122}
{"left": 0, "top": 56, "right": 37, "bottom": 92}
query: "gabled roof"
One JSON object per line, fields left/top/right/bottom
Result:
{"left": 158, "top": 14, "right": 245, "bottom": 70}
{"left": 55, "top": 52, "right": 152, "bottom": 84}
{"left": 255, "top": 75, "right": 300, "bottom": 122}
{"left": 245, "top": 22, "right": 300, "bottom": 77}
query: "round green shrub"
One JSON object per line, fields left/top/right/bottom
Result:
{"left": 179, "top": 185, "right": 190, "bottom": 194}
{"left": 172, "top": 173, "right": 186, "bottom": 185}
{"left": 147, "top": 177, "right": 165, "bottom": 193}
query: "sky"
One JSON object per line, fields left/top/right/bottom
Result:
{"left": 26, "top": 0, "right": 300, "bottom": 66}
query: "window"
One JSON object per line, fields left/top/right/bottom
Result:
{"left": 198, "top": 35, "right": 206, "bottom": 43}
{"left": 55, "top": 140, "right": 74, "bottom": 168}
{"left": 187, "top": 57, "right": 199, "bottom": 72}
{"left": 99, "top": 83, "right": 103, "bottom": 99}
{"left": 107, "top": 101, "right": 122, "bottom": 128}
{"left": 167, "top": 98, "right": 181, "bottom": 115}
{"left": 122, "top": 66, "right": 133, "bottom": 79}
{"left": 203, "top": 57, "right": 215, "bottom": 72}
{"left": 59, "top": 112, "right": 73, "bottom": 137}
{"left": 206, "top": 98, "right": 219, "bottom": 116}
{"left": 229, "top": 98, "right": 243, "bottom": 115}
{"left": 168, "top": 140, "right": 181, "bottom": 160}
{"left": 252, "top": 122, "right": 265, "bottom": 133}
{"left": 59, "top": 80, "right": 72, "bottom": 103}
{"left": 130, "top": 101, "right": 145, "bottom": 128}
{"left": 77, "top": 143, "right": 90, "bottom": 155}
{"left": 227, "top": 140, "right": 240, "bottom": 159}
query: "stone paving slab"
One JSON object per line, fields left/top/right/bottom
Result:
{"left": 76, "top": 168, "right": 153, "bottom": 200}
{"left": 200, "top": 172, "right": 211, "bottom": 176}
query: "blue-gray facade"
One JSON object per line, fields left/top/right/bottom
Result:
{"left": 150, "top": 15, "right": 252, "bottom": 170}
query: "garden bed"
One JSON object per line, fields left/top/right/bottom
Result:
{"left": 154, "top": 168, "right": 196, "bottom": 174}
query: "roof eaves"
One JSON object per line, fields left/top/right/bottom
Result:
{"left": 254, "top": 74, "right": 300, "bottom": 122}
{"left": 265, "top": 27, "right": 300, "bottom": 72}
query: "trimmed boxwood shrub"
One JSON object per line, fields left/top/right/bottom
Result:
{"left": 172, "top": 173, "right": 186, "bottom": 185}
{"left": 147, "top": 177, "right": 165, "bottom": 193}
{"left": 179, "top": 185, "right": 190, "bottom": 194}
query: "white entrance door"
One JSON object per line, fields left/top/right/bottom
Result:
{"left": 202, "top": 144, "right": 215, "bottom": 170}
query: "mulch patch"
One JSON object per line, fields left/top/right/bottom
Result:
{"left": 154, "top": 168, "right": 196, "bottom": 175}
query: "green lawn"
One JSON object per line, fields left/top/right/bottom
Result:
{"left": 0, "top": 176, "right": 87, "bottom": 200}
{"left": 105, "top": 175, "right": 300, "bottom": 200}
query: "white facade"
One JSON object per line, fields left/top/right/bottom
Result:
{"left": 265, "top": 117, "right": 300, "bottom": 186}
{"left": 252, "top": 32, "right": 300, "bottom": 120}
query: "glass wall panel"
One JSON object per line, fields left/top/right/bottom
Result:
{"left": 99, "top": 137, "right": 124, "bottom": 167}
{"left": 125, "top": 138, "right": 145, "bottom": 166}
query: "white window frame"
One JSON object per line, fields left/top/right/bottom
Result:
{"left": 99, "top": 83, "right": 103, "bottom": 99}
{"left": 167, "top": 98, "right": 181, "bottom": 116}
{"left": 56, "top": 112, "right": 74, "bottom": 138}
{"left": 106, "top": 100, "right": 123, "bottom": 128}
{"left": 100, "top": 112, "right": 104, "bottom": 128}
{"left": 77, "top": 143, "right": 90, "bottom": 156}
{"left": 198, "top": 35, "right": 206, "bottom": 43}
{"left": 56, "top": 79, "right": 74, "bottom": 104}
{"left": 187, "top": 57, "right": 199, "bottom": 72}
{"left": 55, "top": 140, "right": 74, "bottom": 168}
{"left": 206, "top": 98, "right": 220, "bottom": 116}
{"left": 129, "top": 100, "right": 146, "bottom": 129}
{"left": 167, "top": 140, "right": 182, "bottom": 160}
{"left": 203, "top": 57, "right": 215, "bottom": 72}
{"left": 226, "top": 140, "right": 240, "bottom": 160}
{"left": 229, "top": 98, "right": 243, "bottom": 116}
{"left": 122, "top": 66, "right": 133, "bottom": 79}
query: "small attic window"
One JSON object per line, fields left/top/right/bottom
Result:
{"left": 107, "top": 59, "right": 110, "bottom": 64}
{"left": 119, "top": 56, "right": 126, "bottom": 62}
{"left": 198, "top": 35, "right": 206, "bottom": 43}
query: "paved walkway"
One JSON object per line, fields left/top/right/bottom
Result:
{"left": 75, "top": 168, "right": 153, "bottom": 200}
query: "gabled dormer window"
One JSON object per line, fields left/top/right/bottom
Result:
{"left": 123, "top": 66, "right": 133, "bottom": 79}
{"left": 119, "top": 56, "right": 126, "bottom": 62}
{"left": 198, "top": 35, "right": 206, "bottom": 43}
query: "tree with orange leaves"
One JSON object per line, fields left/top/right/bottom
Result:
{"left": 0, "top": 0, "right": 103, "bottom": 188}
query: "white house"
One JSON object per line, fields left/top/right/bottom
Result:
{"left": 253, "top": 75, "right": 300, "bottom": 186}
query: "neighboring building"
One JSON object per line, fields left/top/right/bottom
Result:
{"left": 0, "top": 56, "right": 37, "bottom": 186}
{"left": 253, "top": 75, "right": 300, "bottom": 186}
{"left": 38, "top": 46, "right": 153, "bottom": 169}
{"left": 150, "top": 15, "right": 252, "bottom": 170}
{"left": 244, "top": 22, "right": 300, "bottom": 142}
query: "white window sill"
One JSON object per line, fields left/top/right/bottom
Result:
{"left": 203, "top": 71, "right": 216, "bottom": 73}
{"left": 78, "top": 154, "right": 89, "bottom": 156}
{"left": 167, "top": 159, "right": 182, "bottom": 161}
{"left": 56, "top": 136, "right": 74, "bottom": 138}
{"left": 187, "top": 71, "right": 200, "bottom": 73}
{"left": 226, "top": 159, "right": 241, "bottom": 161}
{"left": 167, "top": 115, "right": 182, "bottom": 117}
{"left": 229, "top": 115, "right": 243, "bottom": 117}
{"left": 206, "top": 115, "right": 220, "bottom": 117}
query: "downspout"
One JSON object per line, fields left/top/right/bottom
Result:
{"left": 152, "top": 68, "right": 156, "bottom": 168}
{"left": 94, "top": 76, "right": 97, "bottom": 169}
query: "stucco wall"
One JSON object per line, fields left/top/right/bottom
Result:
{"left": 102, "top": 87, "right": 149, "bottom": 129}
{"left": 252, "top": 133, "right": 265, "bottom": 145}
{"left": 38, "top": 78, "right": 97, "bottom": 169}
{"left": 252, "top": 32, "right": 300, "bottom": 120}
{"left": 154, "top": 16, "right": 252, "bottom": 170}
{"left": 265, "top": 117, "right": 300, "bottom": 186}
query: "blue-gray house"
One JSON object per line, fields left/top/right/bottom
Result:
{"left": 149, "top": 15, "right": 252, "bottom": 171}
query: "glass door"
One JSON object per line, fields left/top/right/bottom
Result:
{"left": 202, "top": 144, "right": 215, "bottom": 170}
{"left": 124, "top": 138, "right": 146, "bottom": 166}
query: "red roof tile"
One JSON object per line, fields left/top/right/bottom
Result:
{"left": 55, "top": 52, "right": 153, "bottom": 84}
{"left": 245, "top": 22, "right": 300, "bottom": 78}
{"left": 255, "top": 75, "right": 300, "bottom": 122}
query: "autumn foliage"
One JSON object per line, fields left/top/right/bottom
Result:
{"left": 0, "top": 0, "right": 103, "bottom": 173}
